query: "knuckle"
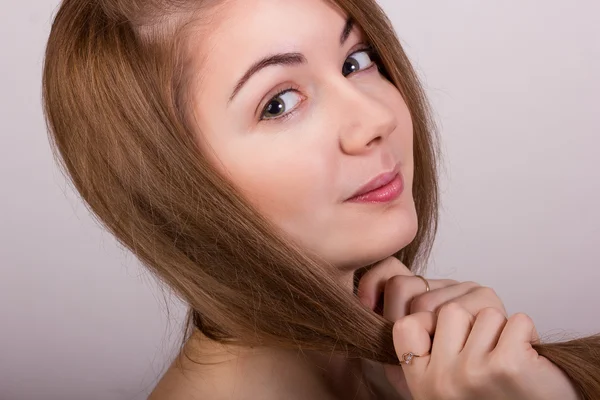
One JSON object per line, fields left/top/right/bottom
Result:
{"left": 392, "top": 314, "right": 419, "bottom": 333}
{"left": 439, "top": 301, "right": 465, "bottom": 316}
{"left": 410, "top": 293, "right": 437, "bottom": 312}
{"left": 510, "top": 312, "right": 534, "bottom": 328}
{"left": 462, "top": 280, "right": 481, "bottom": 290}
{"left": 439, "top": 302, "right": 475, "bottom": 326}
{"left": 475, "top": 286, "right": 498, "bottom": 298}
{"left": 360, "top": 256, "right": 404, "bottom": 281}
{"left": 386, "top": 275, "right": 409, "bottom": 292}
{"left": 476, "top": 306, "right": 506, "bottom": 321}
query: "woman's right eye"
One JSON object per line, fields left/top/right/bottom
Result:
{"left": 260, "top": 89, "right": 303, "bottom": 121}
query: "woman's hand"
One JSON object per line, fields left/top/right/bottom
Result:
{"left": 356, "top": 256, "right": 507, "bottom": 398}
{"left": 392, "top": 307, "right": 579, "bottom": 400}
{"left": 356, "top": 256, "right": 579, "bottom": 400}
{"left": 356, "top": 256, "right": 506, "bottom": 319}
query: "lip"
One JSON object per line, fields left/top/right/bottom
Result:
{"left": 345, "top": 163, "right": 402, "bottom": 201}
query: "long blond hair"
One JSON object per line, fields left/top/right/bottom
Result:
{"left": 42, "top": 0, "right": 600, "bottom": 398}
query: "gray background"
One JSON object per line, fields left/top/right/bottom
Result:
{"left": 1, "top": 0, "right": 599, "bottom": 399}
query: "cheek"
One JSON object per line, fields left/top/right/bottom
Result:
{"left": 394, "top": 96, "right": 415, "bottom": 174}
{"left": 215, "top": 142, "right": 334, "bottom": 234}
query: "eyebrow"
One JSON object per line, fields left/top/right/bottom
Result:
{"left": 228, "top": 17, "right": 355, "bottom": 104}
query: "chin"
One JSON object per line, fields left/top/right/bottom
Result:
{"left": 338, "top": 203, "right": 419, "bottom": 272}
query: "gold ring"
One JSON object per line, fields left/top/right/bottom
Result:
{"left": 415, "top": 274, "right": 430, "bottom": 292}
{"left": 400, "top": 351, "right": 431, "bottom": 365}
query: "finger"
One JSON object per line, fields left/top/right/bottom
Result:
{"left": 462, "top": 307, "right": 507, "bottom": 356}
{"left": 495, "top": 313, "right": 540, "bottom": 353}
{"left": 392, "top": 311, "right": 436, "bottom": 379}
{"left": 430, "top": 303, "right": 475, "bottom": 366}
{"left": 410, "top": 281, "right": 480, "bottom": 314}
{"left": 382, "top": 275, "right": 457, "bottom": 320}
{"left": 356, "top": 256, "right": 456, "bottom": 310}
{"left": 413, "top": 285, "right": 508, "bottom": 317}
{"left": 356, "top": 257, "right": 412, "bottom": 309}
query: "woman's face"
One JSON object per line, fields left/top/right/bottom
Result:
{"left": 189, "top": 0, "right": 417, "bottom": 275}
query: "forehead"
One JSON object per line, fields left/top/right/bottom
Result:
{"left": 187, "top": 0, "right": 349, "bottom": 87}
{"left": 205, "top": 0, "right": 346, "bottom": 51}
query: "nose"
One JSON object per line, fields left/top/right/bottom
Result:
{"left": 337, "top": 84, "right": 397, "bottom": 155}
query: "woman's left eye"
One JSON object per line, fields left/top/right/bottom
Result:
{"left": 260, "top": 89, "right": 303, "bottom": 121}
{"left": 342, "top": 48, "right": 375, "bottom": 77}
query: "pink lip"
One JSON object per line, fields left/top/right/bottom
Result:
{"left": 345, "top": 164, "right": 403, "bottom": 203}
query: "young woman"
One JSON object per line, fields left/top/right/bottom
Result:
{"left": 42, "top": 0, "right": 600, "bottom": 398}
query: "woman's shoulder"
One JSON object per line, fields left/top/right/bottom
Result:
{"left": 147, "top": 337, "right": 243, "bottom": 400}
{"left": 148, "top": 356, "right": 336, "bottom": 400}
{"left": 148, "top": 334, "right": 337, "bottom": 400}
{"left": 147, "top": 350, "right": 214, "bottom": 399}
{"left": 148, "top": 356, "right": 255, "bottom": 400}
{"left": 148, "top": 361, "right": 197, "bottom": 400}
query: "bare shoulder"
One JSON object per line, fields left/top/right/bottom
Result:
{"left": 147, "top": 356, "right": 208, "bottom": 400}
{"left": 148, "top": 332, "right": 338, "bottom": 400}
{"left": 148, "top": 354, "right": 304, "bottom": 400}
{"left": 147, "top": 332, "right": 244, "bottom": 400}
{"left": 146, "top": 347, "right": 283, "bottom": 400}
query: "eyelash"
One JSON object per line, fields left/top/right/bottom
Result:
{"left": 259, "top": 85, "right": 303, "bottom": 124}
{"left": 258, "top": 44, "right": 379, "bottom": 124}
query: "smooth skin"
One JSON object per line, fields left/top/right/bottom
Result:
{"left": 357, "top": 257, "right": 579, "bottom": 400}
{"left": 150, "top": 0, "right": 579, "bottom": 398}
